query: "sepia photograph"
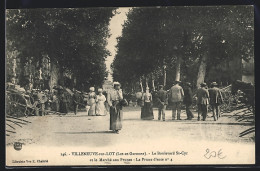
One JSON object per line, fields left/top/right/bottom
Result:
{"left": 5, "top": 6, "right": 255, "bottom": 166}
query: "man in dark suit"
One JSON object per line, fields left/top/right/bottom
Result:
{"left": 196, "top": 83, "right": 209, "bottom": 121}
{"left": 60, "top": 89, "right": 69, "bottom": 115}
{"left": 72, "top": 89, "right": 80, "bottom": 115}
{"left": 183, "top": 82, "right": 194, "bottom": 120}
{"left": 157, "top": 85, "right": 168, "bottom": 121}
{"left": 208, "top": 82, "right": 223, "bottom": 121}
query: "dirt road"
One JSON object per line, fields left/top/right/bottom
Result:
{"left": 6, "top": 106, "right": 255, "bottom": 165}
{"left": 6, "top": 106, "right": 254, "bottom": 146}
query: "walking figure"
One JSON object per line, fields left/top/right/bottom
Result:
{"left": 157, "top": 85, "right": 168, "bottom": 121}
{"left": 208, "top": 82, "right": 223, "bottom": 121}
{"left": 107, "top": 82, "right": 124, "bottom": 134}
{"left": 183, "top": 82, "right": 194, "bottom": 120}
{"left": 169, "top": 81, "right": 184, "bottom": 120}
{"left": 196, "top": 83, "right": 209, "bottom": 121}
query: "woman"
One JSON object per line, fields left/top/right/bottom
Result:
{"left": 141, "top": 87, "right": 154, "bottom": 120}
{"left": 88, "top": 87, "right": 96, "bottom": 116}
{"left": 59, "top": 89, "right": 68, "bottom": 115}
{"left": 183, "top": 82, "right": 194, "bottom": 120}
{"left": 107, "top": 82, "right": 124, "bottom": 134}
{"left": 96, "top": 88, "right": 107, "bottom": 116}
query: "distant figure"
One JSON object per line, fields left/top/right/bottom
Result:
{"left": 107, "top": 82, "right": 124, "bottom": 134}
{"left": 208, "top": 82, "right": 223, "bottom": 121}
{"left": 88, "top": 87, "right": 96, "bottom": 116}
{"left": 52, "top": 90, "right": 60, "bottom": 114}
{"left": 37, "top": 91, "right": 47, "bottom": 116}
{"left": 169, "top": 81, "right": 184, "bottom": 120}
{"left": 183, "top": 82, "right": 194, "bottom": 120}
{"left": 96, "top": 88, "right": 107, "bottom": 116}
{"left": 83, "top": 92, "right": 90, "bottom": 114}
{"left": 136, "top": 91, "right": 143, "bottom": 106}
{"left": 141, "top": 87, "right": 154, "bottom": 120}
{"left": 60, "top": 89, "right": 69, "bottom": 115}
{"left": 72, "top": 89, "right": 80, "bottom": 115}
{"left": 131, "top": 93, "right": 137, "bottom": 107}
{"left": 157, "top": 85, "right": 168, "bottom": 121}
{"left": 196, "top": 83, "right": 209, "bottom": 121}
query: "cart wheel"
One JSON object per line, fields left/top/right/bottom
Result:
{"left": 9, "top": 93, "right": 27, "bottom": 117}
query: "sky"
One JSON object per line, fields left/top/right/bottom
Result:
{"left": 105, "top": 7, "right": 131, "bottom": 82}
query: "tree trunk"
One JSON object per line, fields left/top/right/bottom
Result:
{"left": 139, "top": 77, "right": 143, "bottom": 92}
{"left": 145, "top": 76, "right": 149, "bottom": 89}
{"left": 196, "top": 54, "right": 208, "bottom": 88}
{"left": 163, "top": 65, "right": 167, "bottom": 87}
{"left": 151, "top": 78, "right": 155, "bottom": 91}
{"left": 49, "top": 61, "right": 60, "bottom": 91}
{"left": 175, "top": 56, "right": 181, "bottom": 81}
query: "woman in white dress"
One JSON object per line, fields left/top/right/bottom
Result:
{"left": 88, "top": 87, "right": 96, "bottom": 116}
{"left": 95, "top": 88, "right": 107, "bottom": 116}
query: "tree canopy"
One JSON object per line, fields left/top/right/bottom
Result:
{"left": 6, "top": 8, "right": 116, "bottom": 91}
{"left": 112, "top": 6, "right": 253, "bottom": 90}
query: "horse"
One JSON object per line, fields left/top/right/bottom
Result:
{"left": 231, "top": 80, "right": 255, "bottom": 114}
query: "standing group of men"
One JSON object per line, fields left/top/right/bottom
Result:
{"left": 156, "top": 81, "right": 223, "bottom": 121}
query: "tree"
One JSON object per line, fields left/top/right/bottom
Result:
{"left": 6, "top": 8, "right": 116, "bottom": 91}
{"left": 112, "top": 6, "right": 254, "bottom": 91}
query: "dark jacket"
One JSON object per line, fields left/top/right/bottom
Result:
{"left": 196, "top": 88, "right": 209, "bottom": 105}
{"left": 72, "top": 93, "right": 80, "bottom": 104}
{"left": 183, "top": 87, "right": 193, "bottom": 105}
{"left": 157, "top": 89, "right": 168, "bottom": 106}
{"left": 208, "top": 87, "right": 223, "bottom": 105}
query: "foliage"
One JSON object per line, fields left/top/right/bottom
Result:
{"left": 6, "top": 8, "right": 116, "bottom": 91}
{"left": 112, "top": 6, "right": 254, "bottom": 91}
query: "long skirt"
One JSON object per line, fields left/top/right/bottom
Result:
{"left": 88, "top": 98, "right": 96, "bottom": 116}
{"left": 96, "top": 101, "right": 107, "bottom": 116}
{"left": 110, "top": 106, "right": 123, "bottom": 131}
{"left": 141, "top": 102, "right": 154, "bottom": 120}
{"left": 60, "top": 102, "right": 68, "bottom": 114}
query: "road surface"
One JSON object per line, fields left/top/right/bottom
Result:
{"left": 6, "top": 106, "right": 255, "bottom": 165}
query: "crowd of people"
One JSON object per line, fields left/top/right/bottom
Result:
{"left": 137, "top": 81, "right": 224, "bottom": 122}
{"left": 7, "top": 80, "right": 224, "bottom": 134}
{"left": 101, "top": 80, "right": 224, "bottom": 134}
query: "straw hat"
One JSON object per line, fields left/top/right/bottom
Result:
{"left": 113, "top": 82, "right": 120, "bottom": 86}
{"left": 211, "top": 82, "right": 218, "bottom": 86}
{"left": 89, "top": 87, "right": 95, "bottom": 91}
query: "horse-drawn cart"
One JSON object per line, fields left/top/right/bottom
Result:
{"left": 6, "top": 84, "right": 38, "bottom": 117}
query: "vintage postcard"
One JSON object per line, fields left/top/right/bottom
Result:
{"left": 5, "top": 6, "right": 255, "bottom": 166}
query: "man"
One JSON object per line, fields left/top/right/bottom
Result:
{"left": 52, "top": 90, "right": 60, "bottom": 114}
{"left": 60, "top": 89, "right": 69, "bottom": 115}
{"left": 72, "top": 89, "right": 80, "bottom": 115}
{"left": 37, "top": 91, "right": 47, "bottom": 116}
{"left": 169, "top": 81, "right": 184, "bottom": 120}
{"left": 107, "top": 82, "right": 124, "bottom": 134}
{"left": 131, "top": 92, "right": 137, "bottom": 107}
{"left": 157, "top": 85, "right": 168, "bottom": 121}
{"left": 196, "top": 83, "right": 209, "bottom": 121}
{"left": 183, "top": 82, "right": 194, "bottom": 120}
{"left": 208, "top": 82, "right": 223, "bottom": 121}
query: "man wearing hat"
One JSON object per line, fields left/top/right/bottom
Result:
{"left": 72, "top": 88, "right": 80, "bottom": 115}
{"left": 157, "top": 85, "right": 168, "bottom": 121}
{"left": 107, "top": 82, "right": 124, "bottom": 134}
{"left": 196, "top": 83, "right": 209, "bottom": 121}
{"left": 168, "top": 80, "right": 184, "bottom": 120}
{"left": 208, "top": 82, "right": 223, "bottom": 121}
{"left": 183, "top": 82, "right": 194, "bottom": 120}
